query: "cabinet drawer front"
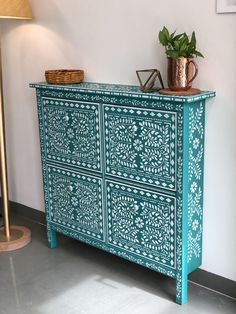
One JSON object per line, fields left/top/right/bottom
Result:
{"left": 47, "top": 165, "right": 104, "bottom": 240}
{"left": 42, "top": 98, "right": 101, "bottom": 171}
{"left": 104, "top": 105, "right": 177, "bottom": 191}
{"left": 106, "top": 181, "right": 176, "bottom": 268}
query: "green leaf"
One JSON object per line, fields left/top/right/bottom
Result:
{"left": 159, "top": 26, "right": 170, "bottom": 46}
{"left": 173, "top": 33, "right": 184, "bottom": 41}
{"left": 179, "top": 35, "right": 188, "bottom": 47}
{"left": 163, "top": 26, "right": 170, "bottom": 38}
{"left": 179, "top": 42, "right": 188, "bottom": 54}
{"left": 166, "top": 50, "right": 179, "bottom": 59}
{"left": 173, "top": 40, "right": 180, "bottom": 50}
{"left": 194, "top": 50, "right": 204, "bottom": 58}
{"left": 170, "top": 30, "right": 176, "bottom": 40}
{"left": 183, "top": 33, "right": 189, "bottom": 44}
{"left": 159, "top": 32, "right": 166, "bottom": 45}
{"left": 190, "top": 31, "right": 196, "bottom": 49}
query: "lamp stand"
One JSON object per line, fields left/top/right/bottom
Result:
{"left": 0, "top": 44, "right": 31, "bottom": 252}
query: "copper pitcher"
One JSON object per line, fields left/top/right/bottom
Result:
{"left": 167, "top": 57, "right": 198, "bottom": 91}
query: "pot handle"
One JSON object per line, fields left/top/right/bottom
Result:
{"left": 187, "top": 59, "right": 198, "bottom": 85}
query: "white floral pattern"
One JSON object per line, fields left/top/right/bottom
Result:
{"left": 43, "top": 98, "right": 101, "bottom": 171}
{"left": 47, "top": 166, "right": 103, "bottom": 240}
{"left": 192, "top": 219, "right": 199, "bottom": 231}
{"left": 105, "top": 106, "right": 177, "bottom": 190}
{"left": 187, "top": 103, "right": 204, "bottom": 265}
{"left": 107, "top": 182, "right": 176, "bottom": 268}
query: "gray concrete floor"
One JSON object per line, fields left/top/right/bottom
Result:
{"left": 0, "top": 214, "right": 236, "bottom": 314}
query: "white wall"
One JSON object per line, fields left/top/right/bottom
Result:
{"left": 1, "top": 0, "right": 236, "bottom": 281}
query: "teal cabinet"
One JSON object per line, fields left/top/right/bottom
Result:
{"left": 30, "top": 82, "right": 215, "bottom": 304}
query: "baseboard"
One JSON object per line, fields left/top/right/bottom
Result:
{"left": 1, "top": 200, "right": 235, "bottom": 300}
{"left": 0, "top": 199, "right": 46, "bottom": 226}
{"left": 189, "top": 269, "right": 236, "bottom": 300}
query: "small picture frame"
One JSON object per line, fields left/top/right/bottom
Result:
{"left": 217, "top": 0, "right": 236, "bottom": 13}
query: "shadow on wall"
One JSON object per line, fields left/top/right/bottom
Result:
{"left": 1, "top": 0, "right": 84, "bottom": 80}
{"left": 1, "top": 0, "right": 168, "bottom": 84}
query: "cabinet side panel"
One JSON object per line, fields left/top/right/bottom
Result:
{"left": 187, "top": 101, "right": 205, "bottom": 273}
{"left": 36, "top": 89, "right": 48, "bottom": 209}
{"left": 35, "top": 89, "right": 56, "bottom": 245}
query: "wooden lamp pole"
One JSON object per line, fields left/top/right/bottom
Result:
{"left": 0, "top": 0, "right": 32, "bottom": 251}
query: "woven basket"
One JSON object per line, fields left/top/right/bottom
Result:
{"left": 45, "top": 69, "right": 84, "bottom": 84}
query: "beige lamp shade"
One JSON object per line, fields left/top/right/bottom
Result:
{"left": 0, "top": 0, "right": 32, "bottom": 19}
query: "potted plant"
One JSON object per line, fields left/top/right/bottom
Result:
{"left": 158, "top": 26, "right": 204, "bottom": 91}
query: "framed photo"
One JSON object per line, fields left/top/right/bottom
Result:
{"left": 217, "top": 0, "right": 236, "bottom": 13}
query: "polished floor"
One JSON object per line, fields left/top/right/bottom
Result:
{"left": 0, "top": 214, "right": 236, "bottom": 314}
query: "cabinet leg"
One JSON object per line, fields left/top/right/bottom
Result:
{"left": 47, "top": 224, "right": 57, "bottom": 249}
{"left": 176, "top": 274, "right": 188, "bottom": 305}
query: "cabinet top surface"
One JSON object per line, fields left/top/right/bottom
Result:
{"left": 30, "top": 81, "right": 215, "bottom": 103}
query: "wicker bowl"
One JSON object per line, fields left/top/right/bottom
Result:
{"left": 45, "top": 69, "right": 84, "bottom": 84}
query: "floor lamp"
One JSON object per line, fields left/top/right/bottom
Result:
{"left": 0, "top": 0, "right": 32, "bottom": 251}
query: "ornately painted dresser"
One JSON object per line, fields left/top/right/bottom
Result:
{"left": 30, "top": 82, "right": 215, "bottom": 304}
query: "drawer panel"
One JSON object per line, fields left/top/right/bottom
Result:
{"left": 42, "top": 97, "right": 101, "bottom": 171}
{"left": 104, "top": 105, "right": 177, "bottom": 191}
{"left": 106, "top": 180, "right": 176, "bottom": 268}
{"left": 47, "top": 165, "right": 104, "bottom": 241}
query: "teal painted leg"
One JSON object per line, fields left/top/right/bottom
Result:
{"left": 176, "top": 273, "right": 188, "bottom": 304}
{"left": 47, "top": 223, "right": 57, "bottom": 249}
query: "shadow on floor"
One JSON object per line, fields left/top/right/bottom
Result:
{"left": 0, "top": 214, "right": 235, "bottom": 314}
